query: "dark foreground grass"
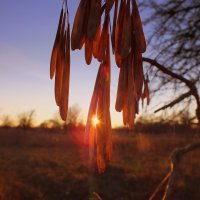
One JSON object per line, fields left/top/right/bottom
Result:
{"left": 0, "top": 128, "right": 199, "bottom": 200}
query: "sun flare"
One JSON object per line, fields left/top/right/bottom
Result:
{"left": 92, "top": 116, "right": 100, "bottom": 127}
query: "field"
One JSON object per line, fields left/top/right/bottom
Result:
{"left": 0, "top": 128, "right": 200, "bottom": 200}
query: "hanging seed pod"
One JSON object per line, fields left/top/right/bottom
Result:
{"left": 132, "top": 0, "right": 146, "bottom": 53}
{"left": 115, "top": 0, "right": 125, "bottom": 67}
{"left": 105, "top": 33, "right": 112, "bottom": 161}
{"left": 127, "top": 53, "right": 135, "bottom": 129}
{"left": 85, "top": 64, "right": 102, "bottom": 136}
{"left": 111, "top": 0, "right": 118, "bottom": 53}
{"left": 115, "top": 51, "right": 122, "bottom": 68}
{"left": 93, "top": 25, "right": 101, "bottom": 58}
{"left": 85, "top": 63, "right": 104, "bottom": 172}
{"left": 85, "top": 64, "right": 102, "bottom": 173}
{"left": 122, "top": 58, "right": 129, "bottom": 125}
{"left": 54, "top": 11, "right": 66, "bottom": 106}
{"left": 120, "top": 0, "right": 132, "bottom": 59}
{"left": 87, "top": 0, "right": 101, "bottom": 41}
{"left": 96, "top": 87, "right": 106, "bottom": 173}
{"left": 60, "top": 24, "right": 71, "bottom": 121}
{"left": 85, "top": 39, "right": 93, "bottom": 65}
{"left": 59, "top": 30, "right": 67, "bottom": 120}
{"left": 115, "top": 67, "right": 125, "bottom": 111}
{"left": 96, "top": 30, "right": 112, "bottom": 172}
{"left": 54, "top": 50, "right": 62, "bottom": 106}
{"left": 54, "top": 13, "right": 66, "bottom": 106}
{"left": 123, "top": 93, "right": 128, "bottom": 125}
{"left": 115, "top": 57, "right": 129, "bottom": 111}
{"left": 115, "top": 0, "right": 125, "bottom": 54}
{"left": 134, "top": 50, "right": 144, "bottom": 101}
{"left": 71, "top": 0, "right": 87, "bottom": 50}
{"left": 50, "top": 0, "right": 149, "bottom": 173}
{"left": 50, "top": 8, "right": 63, "bottom": 79}
{"left": 98, "top": 16, "right": 109, "bottom": 62}
{"left": 86, "top": 19, "right": 112, "bottom": 172}
{"left": 61, "top": 12, "right": 66, "bottom": 37}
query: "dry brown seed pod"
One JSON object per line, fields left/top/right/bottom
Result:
{"left": 115, "top": 0, "right": 126, "bottom": 66}
{"left": 50, "top": 8, "right": 63, "bottom": 79}
{"left": 115, "top": 67, "right": 125, "bottom": 111}
{"left": 115, "top": 57, "right": 129, "bottom": 111}
{"left": 59, "top": 30, "right": 67, "bottom": 120}
{"left": 115, "top": 51, "right": 122, "bottom": 68}
{"left": 85, "top": 39, "right": 93, "bottom": 65}
{"left": 87, "top": 39, "right": 111, "bottom": 172}
{"left": 78, "top": 35, "right": 85, "bottom": 50}
{"left": 71, "top": 0, "right": 87, "bottom": 50}
{"left": 96, "top": 144, "right": 106, "bottom": 173}
{"left": 55, "top": 10, "right": 66, "bottom": 106}
{"left": 60, "top": 25, "right": 70, "bottom": 121}
{"left": 115, "top": 0, "right": 125, "bottom": 55}
{"left": 134, "top": 50, "right": 144, "bottom": 101}
{"left": 86, "top": 63, "right": 105, "bottom": 172}
{"left": 120, "top": 0, "right": 132, "bottom": 59}
{"left": 96, "top": 88, "right": 105, "bottom": 172}
{"left": 127, "top": 53, "right": 135, "bottom": 129}
{"left": 60, "top": 11, "right": 66, "bottom": 38}
{"left": 54, "top": 48, "right": 63, "bottom": 106}
{"left": 98, "top": 16, "right": 109, "bottom": 62}
{"left": 85, "top": 64, "right": 103, "bottom": 135}
{"left": 99, "top": 35, "right": 112, "bottom": 162}
{"left": 105, "top": 38, "right": 112, "bottom": 161}
{"left": 123, "top": 93, "right": 128, "bottom": 125}
{"left": 122, "top": 58, "right": 129, "bottom": 126}
{"left": 87, "top": 0, "right": 101, "bottom": 41}
{"left": 132, "top": 0, "right": 146, "bottom": 53}
{"left": 111, "top": 0, "right": 118, "bottom": 53}
{"left": 93, "top": 25, "right": 101, "bottom": 58}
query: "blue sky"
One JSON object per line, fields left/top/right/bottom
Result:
{"left": 0, "top": 0, "right": 163, "bottom": 126}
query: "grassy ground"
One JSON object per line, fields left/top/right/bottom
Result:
{"left": 0, "top": 128, "right": 199, "bottom": 200}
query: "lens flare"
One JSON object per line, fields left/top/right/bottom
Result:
{"left": 92, "top": 116, "right": 100, "bottom": 127}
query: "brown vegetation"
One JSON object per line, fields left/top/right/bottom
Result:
{"left": 0, "top": 127, "right": 199, "bottom": 200}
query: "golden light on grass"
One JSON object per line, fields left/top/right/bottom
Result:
{"left": 92, "top": 116, "right": 100, "bottom": 127}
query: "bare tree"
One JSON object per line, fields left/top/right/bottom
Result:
{"left": 46, "top": 112, "right": 65, "bottom": 129}
{"left": 137, "top": 2, "right": 200, "bottom": 199}
{"left": 17, "top": 110, "right": 35, "bottom": 129}
{"left": 39, "top": 105, "right": 82, "bottom": 130}
{"left": 66, "top": 105, "right": 81, "bottom": 127}
{"left": 0, "top": 115, "right": 14, "bottom": 128}
{"left": 140, "top": 0, "right": 200, "bottom": 124}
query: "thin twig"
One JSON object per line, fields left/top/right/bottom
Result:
{"left": 149, "top": 172, "right": 171, "bottom": 200}
{"left": 93, "top": 192, "right": 103, "bottom": 200}
{"left": 163, "top": 142, "right": 200, "bottom": 200}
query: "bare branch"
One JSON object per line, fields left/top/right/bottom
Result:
{"left": 143, "top": 57, "right": 200, "bottom": 123}
{"left": 149, "top": 141, "right": 200, "bottom": 200}
{"left": 149, "top": 172, "right": 171, "bottom": 200}
{"left": 92, "top": 192, "right": 103, "bottom": 200}
{"left": 143, "top": 57, "right": 193, "bottom": 88}
{"left": 154, "top": 91, "right": 192, "bottom": 113}
{"left": 163, "top": 142, "right": 200, "bottom": 200}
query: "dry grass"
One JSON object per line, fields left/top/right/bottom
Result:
{"left": 0, "top": 128, "right": 199, "bottom": 200}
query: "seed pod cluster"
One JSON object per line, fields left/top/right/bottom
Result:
{"left": 85, "top": 15, "right": 112, "bottom": 173}
{"left": 50, "top": 2, "right": 70, "bottom": 121}
{"left": 114, "top": 0, "right": 149, "bottom": 129}
{"left": 50, "top": 0, "right": 149, "bottom": 172}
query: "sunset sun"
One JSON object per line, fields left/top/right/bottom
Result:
{"left": 92, "top": 116, "right": 100, "bottom": 127}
